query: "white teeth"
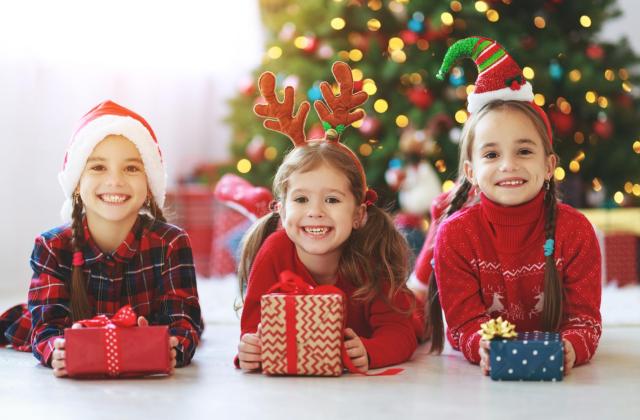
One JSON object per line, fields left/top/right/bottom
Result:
{"left": 304, "top": 227, "right": 329, "bottom": 235}
{"left": 498, "top": 180, "right": 525, "bottom": 186}
{"left": 101, "top": 194, "right": 127, "bottom": 203}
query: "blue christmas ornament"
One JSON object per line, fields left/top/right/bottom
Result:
{"left": 449, "top": 67, "right": 466, "bottom": 87}
{"left": 389, "top": 158, "right": 403, "bottom": 169}
{"left": 307, "top": 83, "right": 323, "bottom": 101}
{"left": 549, "top": 60, "right": 563, "bottom": 81}
{"left": 408, "top": 18, "right": 424, "bottom": 33}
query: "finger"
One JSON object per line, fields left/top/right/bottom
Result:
{"left": 343, "top": 328, "right": 356, "bottom": 339}
{"left": 257, "top": 323, "right": 262, "bottom": 337}
{"left": 71, "top": 323, "right": 83, "bottom": 329}
{"left": 343, "top": 339, "right": 360, "bottom": 350}
{"left": 137, "top": 316, "right": 149, "bottom": 327}
{"left": 239, "top": 352, "right": 262, "bottom": 363}
{"left": 238, "top": 342, "right": 262, "bottom": 355}
{"left": 241, "top": 333, "right": 262, "bottom": 347}
{"left": 347, "top": 347, "right": 364, "bottom": 358}
{"left": 52, "top": 358, "right": 65, "bottom": 370}
{"left": 170, "top": 349, "right": 177, "bottom": 360}
{"left": 53, "top": 368, "right": 68, "bottom": 378}
{"left": 352, "top": 355, "right": 367, "bottom": 368}
{"left": 240, "top": 361, "right": 261, "bottom": 371}
{"left": 171, "top": 358, "right": 177, "bottom": 369}
{"left": 53, "top": 338, "right": 66, "bottom": 349}
{"left": 169, "top": 336, "right": 179, "bottom": 348}
{"left": 479, "top": 340, "right": 491, "bottom": 350}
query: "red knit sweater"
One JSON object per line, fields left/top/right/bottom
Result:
{"left": 240, "top": 229, "right": 418, "bottom": 369}
{"left": 432, "top": 190, "right": 602, "bottom": 366}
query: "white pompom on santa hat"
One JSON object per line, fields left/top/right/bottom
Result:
{"left": 58, "top": 100, "right": 166, "bottom": 222}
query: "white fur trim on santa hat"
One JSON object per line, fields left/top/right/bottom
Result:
{"left": 58, "top": 115, "right": 166, "bottom": 222}
{"left": 467, "top": 82, "right": 534, "bottom": 114}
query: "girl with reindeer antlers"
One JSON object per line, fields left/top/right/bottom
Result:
{"left": 235, "top": 61, "right": 423, "bottom": 373}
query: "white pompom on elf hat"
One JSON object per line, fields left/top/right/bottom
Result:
{"left": 58, "top": 100, "right": 166, "bottom": 222}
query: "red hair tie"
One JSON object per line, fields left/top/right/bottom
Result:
{"left": 364, "top": 189, "right": 378, "bottom": 207}
{"left": 72, "top": 251, "right": 84, "bottom": 267}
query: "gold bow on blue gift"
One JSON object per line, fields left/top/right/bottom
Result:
{"left": 478, "top": 317, "right": 517, "bottom": 341}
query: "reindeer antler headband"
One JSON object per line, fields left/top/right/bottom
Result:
{"left": 254, "top": 61, "right": 377, "bottom": 205}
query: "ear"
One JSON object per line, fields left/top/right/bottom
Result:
{"left": 274, "top": 201, "right": 284, "bottom": 218}
{"left": 463, "top": 160, "right": 475, "bottom": 185}
{"left": 353, "top": 203, "right": 367, "bottom": 230}
{"left": 545, "top": 154, "right": 557, "bottom": 180}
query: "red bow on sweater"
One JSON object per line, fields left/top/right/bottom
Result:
{"left": 76, "top": 305, "right": 137, "bottom": 328}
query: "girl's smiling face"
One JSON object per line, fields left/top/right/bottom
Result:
{"left": 464, "top": 107, "right": 556, "bottom": 206}
{"left": 280, "top": 162, "right": 365, "bottom": 267}
{"left": 78, "top": 135, "right": 148, "bottom": 228}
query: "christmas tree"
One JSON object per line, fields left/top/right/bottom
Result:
{"left": 225, "top": 0, "right": 640, "bottom": 208}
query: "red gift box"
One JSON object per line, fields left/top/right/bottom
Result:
{"left": 261, "top": 271, "right": 345, "bottom": 376}
{"left": 64, "top": 306, "right": 171, "bottom": 378}
{"left": 604, "top": 233, "right": 639, "bottom": 286}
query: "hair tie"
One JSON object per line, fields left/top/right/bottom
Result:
{"left": 364, "top": 188, "right": 378, "bottom": 207}
{"left": 72, "top": 251, "right": 84, "bottom": 267}
{"left": 543, "top": 239, "right": 555, "bottom": 257}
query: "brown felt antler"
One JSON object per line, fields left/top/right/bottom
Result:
{"left": 314, "top": 61, "right": 368, "bottom": 141}
{"left": 253, "top": 71, "right": 310, "bottom": 146}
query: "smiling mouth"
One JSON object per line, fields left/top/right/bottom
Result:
{"left": 98, "top": 193, "right": 130, "bottom": 204}
{"left": 302, "top": 226, "right": 332, "bottom": 236}
{"left": 496, "top": 179, "right": 527, "bottom": 187}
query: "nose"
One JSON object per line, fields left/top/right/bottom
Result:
{"left": 499, "top": 155, "right": 519, "bottom": 172}
{"left": 306, "top": 199, "right": 325, "bottom": 218}
{"left": 105, "top": 169, "right": 125, "bottom": 186}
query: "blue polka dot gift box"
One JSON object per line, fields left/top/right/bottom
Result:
{"left": 479, "top": 317, "right": 564, "bottom": 382}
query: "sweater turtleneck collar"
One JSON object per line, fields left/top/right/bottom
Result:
{"left": 478, "top": 189, "right": 547, "bottom": 253}
{"left": 480, "top": 189, "right": 546, "bottom": 226}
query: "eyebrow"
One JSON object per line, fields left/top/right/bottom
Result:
{"left": 87, "top": 157, "right": 144, "bottom": 163}
{"left": 290, "top": 188, "right": 347, "bottom": 196}
{"left": 478, "top": 139, "right": 538, "bottom": 150}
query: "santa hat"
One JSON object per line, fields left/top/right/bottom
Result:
{"left": 58, "top": 100, "right": 166, "bottom": 221}
{"left": 437, "top": 36, "right": 552, "bottom": 141}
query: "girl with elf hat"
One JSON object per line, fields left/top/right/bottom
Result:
{"left": 236, "top": 62, "right": 423, "bottom": 373}
{"left": 418, "top": 37, "right": 602, "bottom": 375}
{"left": 0, "top": 101, "right": 203, "bottom": 376}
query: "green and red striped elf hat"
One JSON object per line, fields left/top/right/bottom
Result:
{"left": 436, "top": 36, "right": 552, "bottom": 141}
{"left": 437, "top": 36, "right": 534, "bottom": 114}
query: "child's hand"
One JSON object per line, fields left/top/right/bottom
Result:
{"left": 238, "top": 324, "right": 262, "bottom": 372}
{"left": 169, "top": 336, "right": 179, "bottom": 372}
{"left": 344, "top": 328, "right": 369, "bottom": 372}
{"left": 51, "top": 322, "right": 83, "bottom": 377}
{"left": 479, "top": 339, "right": 491, "bottom": 376}
{"left": 563, "top": 339, "right": 576, "bottom": 375}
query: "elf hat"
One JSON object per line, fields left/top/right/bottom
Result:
{"left": 436, "top": 36, "right": 552, "bottom": 141}
{"left": 58, "top": 100, "right": 166, "bottom": 222}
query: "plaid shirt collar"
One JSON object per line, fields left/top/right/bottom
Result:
{"left": 81, "top": 216, "right": 143, "bottom": 265}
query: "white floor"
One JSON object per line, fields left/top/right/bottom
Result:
{"left": 1, "top": 280, "right": 639, "bottom": 419}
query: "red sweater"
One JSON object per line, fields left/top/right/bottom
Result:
{"left": 240, "top": 229, "right": 418, "bottom": 369}
{"left": 432, "top": 190, "right": 601, "bottom": 366}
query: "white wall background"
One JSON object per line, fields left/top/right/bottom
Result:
{"left": 0, "top": 0, "right": 638, "bottom": 296}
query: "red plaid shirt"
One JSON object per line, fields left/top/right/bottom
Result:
{"left": 3, "top": 216, "right": 203, "bottom": 367}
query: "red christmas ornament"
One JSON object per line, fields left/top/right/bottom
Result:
{"left": 246, "top": 136, "right": 266, "bottom": 163}
{"left": 400, "top": 29, "right": 419, "bottom": 45}
{"left": 358, "top": 117, "right": 381, "bottom": 137}
{"left": 303, "top": 36, "right": 319, "bottom": 53}
{"left": 593, "top": 119, "right": 613, "bottom": 139}
{"left": 549, "top": 109, "right": 575, "bottom": 137}
{"left": 239, "top": 79, "right": 256, "bottom": 97}
{"left": 586, "top": 44, "right": 604, "bottom": 60}
{"left": 407, "top": 86, "right": 434, "bottom": 109}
